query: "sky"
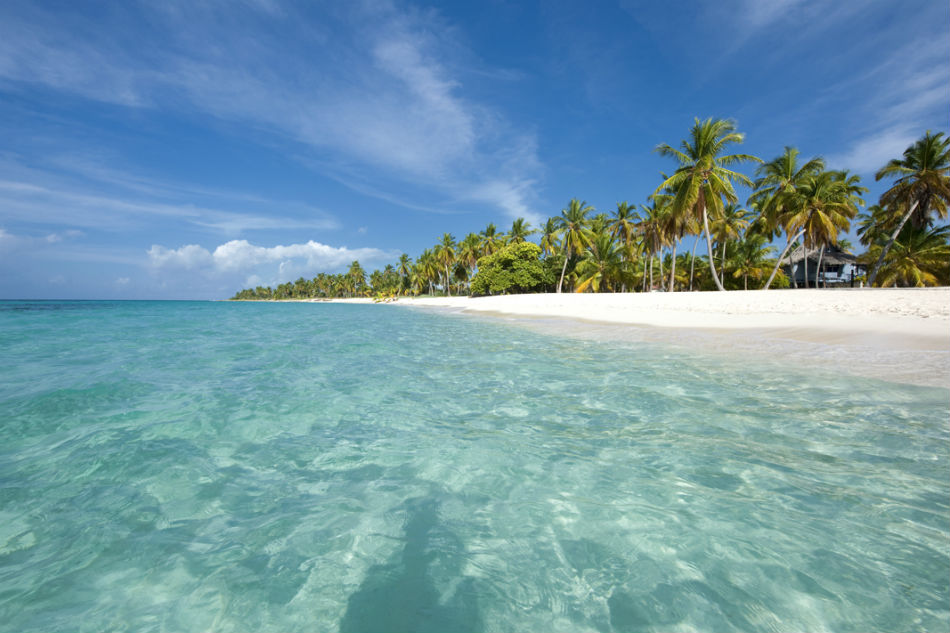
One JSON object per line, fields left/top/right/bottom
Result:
{"left": 1, "top": 0, "right": 947, "bottom": 299}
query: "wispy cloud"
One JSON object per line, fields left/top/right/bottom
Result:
{"left": 0, "top": 0, "right": 543, "bottom": 222}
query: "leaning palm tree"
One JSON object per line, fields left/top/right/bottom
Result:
{"left": 750, "top": 147, "right": 825, "bottom": 289}
{"left": 554, "top": 199, "right": 594, "bottom": 293}
{"left": 867, "top": 131, "right": 950, "bottom": 286}
{"left": 655, "top": 118, "right": 761, "bottom": 291}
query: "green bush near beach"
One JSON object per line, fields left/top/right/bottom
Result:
{"left": 471, "top": 242, "right": 552, "bottom": 296}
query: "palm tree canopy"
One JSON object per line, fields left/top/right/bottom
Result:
{"left": 876, "top": 131, "right": 950, "bottom": 228}
{"left": 655, "top": 118, "right": 762, "bottom": 220}
{"left": 507, "top": 218, "right": 536, "bottom": 243}
{"left": 555, "top": 199, "right": 594, "bottom": 257}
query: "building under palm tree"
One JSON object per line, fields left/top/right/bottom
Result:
{"left": 781, "top": 245, "right": 865, "bottom": 287}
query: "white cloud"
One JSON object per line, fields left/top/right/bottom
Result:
{"left": 115, "top": 277, "right": 130, "bottom": 285}
{"left": 149, "top": 239, "right": 394, "bottom": 286}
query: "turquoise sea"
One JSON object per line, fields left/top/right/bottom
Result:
{"left": 0, "top": 300, "right": 947, "bottom": 632}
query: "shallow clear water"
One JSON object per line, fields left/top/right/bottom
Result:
{"left": 0, "top": 300, "right": 947, "bottom": 632}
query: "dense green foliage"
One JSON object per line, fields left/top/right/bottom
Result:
{"left": 230, "top": 125, "right": 949, "bottom": 300}
{"left": 470, "top": 242, "right": 552, "bottom": 296}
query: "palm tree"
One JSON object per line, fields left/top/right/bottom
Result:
{"left": 863, "top": 224, "right": 950, "bottom": 287}
{"left": 458, "top": 233, "right": 482, "bottom": 285}
{"left": 415, "top": 248, "right": 438, "bottom": 295}
{"left": 867, "top": 131, "right": 950, "bottom": 286}
{"left": 539, "top": 218, "right": 559, "bottom": 257}
{"left": 655, "top": 118, "right": 761, "bottom": 291}
{"left": 554, "top": 198, "right": 594, "bottom": 293}
{"left": 396, "top": 254, "right": 413, "bottom": 295}
{"left": 637, "top": 199, "right": 669, "bottom": 291}
{"left": 783, "top": 170, "right": 864, "bottom": 287}
{"left": 347, "top": 260, "right": 366, "bottom": 297}
{"left": 480, "top": 223, "right": 505, "bottom": 257}
{"left": 575, "top": 232, "right": 624, "bottom": 293}
{"left": 749, "top": 147, "right": 825, "bottom": 289}
{"left": 435, "top": 233, "right": 457, "bottom": 296}
{"left": 730, "top": 233, "right": 775, "bottom": 290}
{"left": 711, "top": 203, "right": 750, "bottom": 286}
{"left": 507, "top": 218, "right": 536, "bottom": 244}
{"left": 610, "top": 201, "right": 639, "bottom": 292}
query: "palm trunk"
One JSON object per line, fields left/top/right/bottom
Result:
{"left": 744, "top": 273, "right": 748, "bottom": 290}
{"left": 557, "top": 251, "right": 570, "bottom": 293}
{"left": 689, "top": 233, "right": 700, "bottom": 291}
{"left": 703, "top": 206, "right": 726, "bottom": 291}
{"left": 445, "top": 265, "right": 451, "bottom": 296}
{"left": 669, "top": 240, "right": 678, "bottom": 292}
{"left": 802, "top": 245, "right": 809, "bottom": 288}
{"left": 658, "top": 246, "right": 665, "bottom": 289}
{"left": 816, "top": 244, "right": 825, "bottom": 289}
{"left": 648, "top": 252, "right": 654, "bottom": 290}
{"left": 763, "top": 229, "right": 804, "bottom": 290}
{"left": 720, "top": 240, "right": 727, "bottom": 285}
{"left": 867, "top": 200, "right": 919, "bottom": 287}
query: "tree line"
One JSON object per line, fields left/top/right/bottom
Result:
{"left": 231, "top": 120, "right": 949, "bottom": 301}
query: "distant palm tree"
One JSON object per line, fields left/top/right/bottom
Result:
{"left": 554, "top": 198, "right": 594, "bottom": 293}
{"left": 655, "top": 118, "right": 761, "bottom": 291}
{"left": 507, "top": 218, "right": 536, "bottom": 244}
{"left": 458, "top": 233, "right": 482, "bottom": 284}
{"left": 867, "top": 131, "right": 950, "bottom": 286}
{"left": 575, "top": 232, "right": 624, "bottom": 293}
{"left": 609, "top": 201, "right": 639, "bottom": 292}
{"left": 730, "top": 233, "right": 774, "bottom": 290}
{"left": 539, "top": 218, "right": 559, "bottom": 258}
{"left": 480, "top": 223, "right": 505, "bottom": 257}
{"left": 637, "top": 199, "right": 669, "bottom": 291}
{"left": 711, "top": 203, "right": 750, "bottom": 286}
{"left": 435, "top": 233, "right": 457, "bottom": 296}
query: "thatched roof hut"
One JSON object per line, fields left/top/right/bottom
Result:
{"left": 780, "top": 244, "right": 859, "bottom": 266}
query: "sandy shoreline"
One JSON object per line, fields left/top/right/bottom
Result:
{"left": 321, "top": 288, "right": 950, "bottom": 388}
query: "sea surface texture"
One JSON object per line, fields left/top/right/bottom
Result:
{"left": 1, "top": 300, "right": 947, "bottom": 632}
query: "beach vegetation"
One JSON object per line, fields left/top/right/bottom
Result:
{"left": 470, "top": 242, "right": 551, "bottom": 296}
{"left": 866, "top": 131, "right": 950, "bottom": 286}
{"left": 229, "top": 123, "right": 949, "bottom": 301}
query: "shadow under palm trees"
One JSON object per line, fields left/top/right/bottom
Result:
{"left": 339, "top": 497, "right": 482, "bottom": 633}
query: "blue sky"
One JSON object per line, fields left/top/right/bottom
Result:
{"left": 1, "top": 0, "right": 947, "bottom": 299}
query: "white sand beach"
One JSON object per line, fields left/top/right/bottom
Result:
{"left": 329, "top": 288, "right": 950, "bottom": 388}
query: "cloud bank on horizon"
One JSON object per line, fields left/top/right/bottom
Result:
{"left": 0, "top": 0, "right": 946, "bottom": 299}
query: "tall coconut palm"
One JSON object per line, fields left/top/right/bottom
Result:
{"left": 554, "top": 198, "right": 594, "bottom": 293}
{"left": 655, "top": 118, "right": 761, "bottom": 291}
{"left": 750, "top": 147, "right": 825, "bottom": 289}
{"left": 435, "top": 233, "right": 457, "bottom": 296}
{"left": 415, "top": 248, "right": 438, "bottom": 296}
{"left": 507, "top": 218, "right": 536, "bottom": 244}
{"left": 868, "top": 131, "right": 950, "bottom": 286}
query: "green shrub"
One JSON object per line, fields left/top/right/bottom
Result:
{"left": 470, "top": 242, "right": 552, "bottom": 295}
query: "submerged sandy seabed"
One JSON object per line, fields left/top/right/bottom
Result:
{"left": 325, "top": 288, "right": 950, "bottom": 389}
